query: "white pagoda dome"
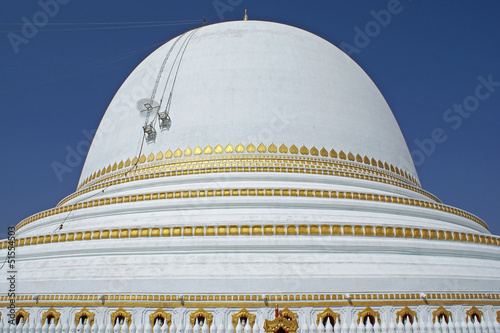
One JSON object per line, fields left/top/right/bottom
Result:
{"left": 2, "top": 20, "right": 499, "bottom": 332}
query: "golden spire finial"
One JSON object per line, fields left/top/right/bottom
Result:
{"left": 244, "top": 9, "right": 248, "bottom": 21}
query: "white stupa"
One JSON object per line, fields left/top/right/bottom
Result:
{"left": 2, "top": 19, "right": 499, "bottom": 333}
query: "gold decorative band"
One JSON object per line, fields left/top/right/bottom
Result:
{"left": 6, "top": 218, "right": 498, "bottom": 251}
{"left": 61, "top": 154, "right": 438, "bottom": 208}
{"left": 77, "top": 143, "right": 420, "bottom": 190}
{"left": 1, "top": 292, "right": 499, "bottom": 309}
{"left": 16, "top": 187, "right": 486, "bottom": 232}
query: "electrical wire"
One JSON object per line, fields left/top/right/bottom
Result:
{"left": 0, "top": 21, "right": 200, "bottom": 32}
{"left": 0, "top": 19, "right": 201, "bottom": 25}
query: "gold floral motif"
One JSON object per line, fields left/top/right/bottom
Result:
{"left": 257, "top": 143, "right": 267, "bottom": 153}
{"left": 110, "top": 307, "right": 132, "bottom": 326}
{"left": 465, "top": 306, "right": 483, "bottom": 323}
{"left": 246, "top": 143, "right": 256, "bottom": 153}
{"left": 268, "top": 143, "right": 278, "bottom": 153}
{"left": 147, "top": 153, "right": 155, "bottom": 162}
{"left": 131, "top": 157, "right": 138, "bottom": 165}
{"left": 347, "top": 152, "right": 355, "bottom": 161}
{"left": 164, "top": 150, "right": 173, "bottom": 159}
{"left": 432, "top": 306, "right": 452, "bottom": 323}
{"left": 329, "top": 149, "right": 337, "bottom": 158}
{"left": 42, "top": 307, "right": 61, "bottom": 325}
{"left": 339, "top": 150, "right": 346, "bottom": 160}
{"left": 320, "top": 147, "right": 328, "bottom": 157}
{"left": 149, "top": 308, "right": 172, "bottom": 327}
{"left": 231, "top": 308, "right": 256, "bottom": 330}
{"left": 156, "top": 152, "right": 164, "bottom": 160}
{"left": 139, "top": 155, "right": 147, "bottom": 164}
{"left": 15, "top": 308, "right": 30, "bottom": 324}
{"left": 174, "top": 149, "right": 183, "bottom": 158}
{"left": 299, "top": 145, "right": 309, "bottom": 155}
{"left": 74, "top": 307, "right": 95, "bottom": 326}
{"left": 316, "top": 307, "right": 340, "bottom": 326}
{"left": 203, "top": 145, "right": 213, "bottom": 155}
{"left": 279, "top": 144, "right": 288, "bottom": 153}
{"left": 356, "top": 307, "right": 380, "bottom": 325}
{"left": 214, "top": 144, "right": 224, "bottom": 154}
{"left": 225, "top": 144, "right": 234, "bottom": 153}
{"left": 235, "top": 143, "right": 245, "bottom": 153}
{"left": 125, "top": 158, "right": 131, "bottom": 167}
{"left": 310, "top": 146, "right": 319, "bottom": 156}
{"left": 194, "top": 146, "right": 203, "bottom": 155}
{"left": 264, "top": 308, "right": 298, "bottom": 333}
{"left": 184, "top": 147, "right": 192, "bottom": 156}
{"left": 289, "top": 145, "right": 298, "bottom": 154}
{"left": 189, "top": 308, "right": 213, "bottom": 327}
{"left": 112, "top": 162, "right": 118, "bottom": 171}
{"left": 395, "top": 306, "right": 417, "bottom": 324}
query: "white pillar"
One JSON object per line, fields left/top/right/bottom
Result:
{"left": 169, "top": 321, "right": 176, "bottom": 333}
{"left": 154, "top": 321, "right": 161, "bottom": 333}
{"left": 403, "top": 321, "right": 411, "bottom": 333}
{"left": 448, "top": 320, "right": 455, "bottom": 333}
{"left": 56, "top": 320, "right": 63, "bottom": 333}
{"left": 160, "top": 321, "right": 168, "bottom": 333}
{"left": 84, "top": 320, "right": 91, "bottom": 333}
{"left": 243, "top": 320, "right": 250, "bottom": 333}
{"left": 317, "top": 320, "right": 325, "bottom": 333}
{"left": 340, "top": 320, "right": 349, "bottom": 333}
{"left": 301, "top": 322, "right": 309, "bottom": 333}
{"left": 251, "top": 320, "right": 258, "bottom": 333}
{"left": 17, "top": 319, "right": 24, "bottom": 333}
{"left": 480, "top": 320, "right": 488, "bottom": 333}
{"left": 235, "top": 320, "right": 241, "bottom": 333}
{"left": 411, "top": 321, "right": 418, "bottom": 333}
{"left": 379, "top": 321, "right": 387, "bottom": 333}
{"left": 24, "top": 320, "right": 30, "bottom": 333}
{"left": 225, "top": 318, "right": 233, "bottom": 333}
{"left": 441, "top": 320, "right": 449, "bottom": 333}
{"left": 29, "top": 319, "right": 36, "bottom": 333}
{"left": 129, "top": 322, "right": 136, "bottom": 333}
{"left": 62, "top": 321, "right": 69, "bottom": 333}
{"left": 216, "top": 322, "right": 224, "bottom": 333}
{"left": 325, "top": 319, "right": 333, "bottom": 333}
{"left": 356, "top": 322, "right": 365, "bottom": 333}
{"left": 473, "top": 321, "right": 481, "bottom": 333}
{"left": 365, "top": 321, "right": 373, "bottom": 333}
{"left": 144, "top": 319, "right": 153, "bottom": 333}
{"left": 388, "top": 321, "right": 396, "bottom": 333}
{"left": 310, "top": 321, "right": 317, "bottom": 333}
{"left": 77, "top": 320, "right": 84, "bottom": 333}
{"left": 42, "top": 321, "right": 49, "bottom": 333}
{"left": 333, "top": 321, "right": 340, "bottom": 333}
{"left": 348, "top": 321, "right": 356, "bottom": 333}
{"left": 97, "top": 320, "right": 105, "bottom": 333}
{"left": 492, "top": 320, "right": 500, "bottom": 333}
{"left": 395, "top": 321, "right": 403, "bottom": 333}
{"left": 49, "top": 320, "right": 55, "bottom": 333}
{"left": 121, "top": 320, "right": 129, "bottom": 333}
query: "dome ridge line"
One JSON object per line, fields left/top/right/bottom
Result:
{"left": 77, "top": 143, "right": 420, "bottom": 190}
{"left": 19, "top": 187, "right": 487, "bottom": 232}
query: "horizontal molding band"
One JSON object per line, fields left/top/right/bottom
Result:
{"left": 16, "top": 188, "right": 485, "bottom": 233}
{"left": 61, "top": 155, "right": 439, "bottom": 208}
{"left": 5, "top": 220, "right": 499, "bottom": 251}
{"left": 2, "top": 292, "right": 499, "bottom": 307}
{"left": 78, "top": 143, "right": 420, "bottom": 191}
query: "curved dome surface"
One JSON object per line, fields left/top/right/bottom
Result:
{"left": 80, "top": 20, "right": 417, "bottom": 184}
{"left": 4, "top": 20, "right": 498, "bottom": 308}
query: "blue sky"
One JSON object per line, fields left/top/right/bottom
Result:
{"left": 0, "top": 1, "right": 499, "bottom": 235}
